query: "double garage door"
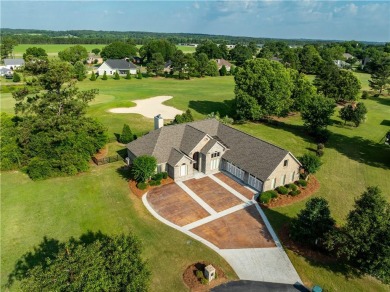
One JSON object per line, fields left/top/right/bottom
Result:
{"left": 248, "top": 174, "right": 263, "bottom": 191}
{"left": 225, "top": 161, "right": 263, "bottom": 191}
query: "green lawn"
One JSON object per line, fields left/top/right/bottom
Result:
{"left": 0, "top": 163, "right": 237, "bottom": 291}
{"left": 1, "top": 72, "right": 389, "bottom": 290}
{"left": 12, "top": 44, "right": 196, "bottom": 57}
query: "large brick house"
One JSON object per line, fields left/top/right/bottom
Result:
{"left": 127, "top": 116, "right": 301, "bottom": 192}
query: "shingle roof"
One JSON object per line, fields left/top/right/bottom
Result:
{"left": 105, "top": 59, "right": 137, "bottom": 70}
{"left": 4, "top": 59, "right": 25, "bottom": 66}
{"left": 200, "top": 139, "right": 219, "bottom": 155}
{"left": 127, "top": 119, "right": 295, "bottom": 181}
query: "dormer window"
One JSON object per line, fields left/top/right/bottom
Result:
{"left": 211, "top": 151, "right": 220, "bottom": 158}
{"left": 284, "top": 159, "right": 288, "bottom": 167}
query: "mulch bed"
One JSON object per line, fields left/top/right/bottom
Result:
{"left": 262, "top": 176, "right": 320, "bottom": 208}
{"left": 183, "top": 262, "right": 228, "bottom": 291}
{"left": 93, "top": 146, "right": 108, "bottom": 160}
{"left": 129, "top": 177, "right": 174, "bottom": 198}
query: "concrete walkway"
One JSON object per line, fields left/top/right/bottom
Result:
{"left": 142, "top": 174, "right": 302, "bottom": 285}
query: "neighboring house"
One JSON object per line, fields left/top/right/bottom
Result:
{"left": 216, "top": 59, "right": 233, "bottom": 71}
{"left": 97, "top": 59, "right": 138, "bottom": 76}
{"left": 4, "top": 58, "right": 25, "bottom": 70}
{"left": 343, "top": 53, "right": 354, "bottom": 60}
{"left": 164, "top": 60, "right": 172, "bottom": 73}
{"left": 127, "top": 117, "right": 301, "bottom": 192}
{"left": 334, "top": 59, "right": 351, "bottom": 69}
{"left": 86, "top": 53, "right": 103, "bottom": 65}
{"left": 0, "top": 67, "right": 12, "bottom": 76}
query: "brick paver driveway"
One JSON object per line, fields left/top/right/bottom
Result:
{"left": 144, "top": 172, "right": 302, "bottom": 284}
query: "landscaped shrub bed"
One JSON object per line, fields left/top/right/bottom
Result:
{"left": 148, "top": 180, "right": 161, "bottom": 186}
{"left": 259, "top": 190, "right": 278, "bottom": 203}
{"left": 296, "top": 179, "right": 308, "bottom": 187}
{"left": 137, "top": 182, "right": 147, "bottom": 190}
{"left": 289, "top": 190, "right": 301, "bottom": 196}
{"left": 285, "top": 183, "right": 298, "bottom": 191}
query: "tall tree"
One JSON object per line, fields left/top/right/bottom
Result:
{"left": 195, "top": 53, "right": 209, "bottom": 77}
{"left": 0, "top": 113, "right": 21, "bottom": 170}
{"left": 301, "top": 94, "right": 335, "bottom": 134}
{"left": 314, "top": 65, "right": 361, "bottom": 102}
{"left": 234, "top": 58, "right": 293, "bottom": 120}
{"left": 289, "top": 70, "right": 317, "bottom": 111}
{"left": 120, "top": 124, "right": 134, "bottom": 143}
{"left": 171, "top": 50, "right": 187, "bottom": 79}
{"left": 298, "top": 45, "right": 323, "bottom": 74}
{"left": 326, "top": 187, "right": 390, "bottom": 284}
{"left": 147, "top": 52, "right": 165, "bottom": 76}
{"left": 205, "top": 60, "right": 219, "bottom": 77}
{"left": 340, "top": 102, "right": 367, "bottom": 127}
{"left": 12, "top": 60, "right": 107, "bottom": 180}
{"left": 290, "top": 197, "right": 335, "bottom": 247}
{"left": 229, "top": 44, "right": 253, "bottom": 66}
{"left": 100, "top": 42, "right": 137, "bottom": 60}
{"left": 184, "top": 54, "right": 198, "bottom": 79}
{"left": 73, "top": 61, "right": 87, "bottom": 81}
{"left": 58, "top": 45, "right": 88, "bottom": 65}
{"left": 195, "top": 40, "right": 222, "bottom": 59}
{"left": 368, "top": 55, "right": 390, "bottom": 95}
{"left": 140, "top": 39, "right": 176, "bottom": 62}
{"left": 131, "top": 155, "right": 157, "bottom": 183}
{"left": 1, "top": 36, "right": 18, "bottom": 59}
{"left": 91, "top": 48, "right": 101, "bottom": 55}
{"left": 14, "top": 233, "right": 150, "bottom": 291}
{"left": 22, "top": 47, "right": 48, "bottom": 60}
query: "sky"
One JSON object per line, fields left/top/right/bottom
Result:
{"left": 1, "top": 1, "right": 389, "bottom": 42}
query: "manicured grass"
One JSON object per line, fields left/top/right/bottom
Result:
{"left": 0, "top": 163, "right": 237, "bottom": 290}
{"left": 1, "top": 72, "right": 389, "bottom": 290}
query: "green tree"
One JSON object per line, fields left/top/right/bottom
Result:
{"left": 301, "top": 94, "right": 335, "bottom": 133}
{"left": 0, "top": 113, "right": 21, "bottom": 170}
{"left": 184, "top": 54, "right": 198, "bottom": 79}
{"left": 1, "top": 37, "right": 17, "bottom": 59}
{"left": 298, "top": 45, "right": 323, "bottom": 74}
{"left": 368, "top": 56, "right": 390, "bottom": 95}
{"left": 326, "top": 187, "right": 390, "bottom": 284}
{"left": 12, "top": 233, "right": 150, "bottom": 291}
{"left": 125, "top": 71, "right": 131, "bottom": 80}
{"left": 91, "top": 48, "right": 101, "bottom": 55}
{"left": 113, "top": 71, "right": 120, "bottom": 80}
{"left": 173, "top": 109, "right": 194, "bottom": 124}
{"left": 289, "top": 70, "right": 317, "bottom": 111}
{"left": 195, "top": 40, "right": 222, "bottom": 59}
{"left": 234, "top": 58, "right": 293, "bottom": 120}
{"left": 90, "top": 71, "right": 96, "bottom": 81}
{"left": 101, "top": 42, "right": 137, "bottom": 60}
{"left": 248, "top": 41, "right": 258, "bottom": 56}
{"left": 58, "top": 45, "right": 88, "bottom": 65}
{"left": 139, "top": 39, "right": 176, "bottom": 62}
{"left": 195, "top": 53, "right": 209, "bottom": 77}
{"left": 147, "top": 52, "right": 165, "bottom": 76}
{"left": 205, "top": 60, "right": 219, "bottom": 77}
{"left": 23, "top": 47, "right": 48, "bottom": 60}
{"left": 12, "top": 72, "right": 21, "bottom": 82}
{"left": 299, "top": 153, "right": 322, "bottom": 175}
{"left": 137, "top": 70, "right": 143, "bottom": 79}
{"left": 131, "top": 155, "right": 157, "bottom": 183}
{"left": 229, "top": 44, "right": 253, "bottom": 66}
{"left": 314, "top": 65, "right": 361, "bottom": 102}
{"left": 219, "top": 64, "right": 227, "bottom": 76}
{"left": 73, "top": 61, "right": 87, "bottom": 81}
{"left": 282, "top": 48, "right": 301, "bottom": 71}
{"left": 171, "top": 50, "right": 186, "bottom": 79}
{"left": 340, "top": 102, "right": 367, "bottom": 127}
{"left": 257, "top": 47, "right": 274, "bottom": 60}
{"left": 290, "top": 197, "right": 335, "bottom": 247}
{"left": 12, "top": 60, "right": 107, "bottom": 180}
{"left": 120, "top": 124, "right": 134, "bottom": 143}
{"left": 102, "top": 71, "right": 108, "bottom": 80}
{"left": 23, "top": 55, "right": 49, "bottom": 75}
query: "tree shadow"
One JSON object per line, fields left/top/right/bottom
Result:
{"left": 368, "top": 96, "right": 390, "bottom": 106}
{"left": 266, "top": 120, "right": 390, "bottom": 169}
{"left": 116, "top": 165, "right": 132, "bottom": 181}
{"left": 188, "top": 100, "right": 236, "bottom": 117}
{"left": 6, "top": 231, "right": 109, "bottom": 288}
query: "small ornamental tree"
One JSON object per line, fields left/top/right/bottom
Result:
{"left": 301, "top": 94, "right": 335, "bottom": 134}
{"left": 90, "top": 71, "right": 96, "bottom": 81}
{"left": 137, "top": 70, "right": 143, "bottom": 79}
{"left": 74, "top": 61, "right": 87, "bottom": 81}
{"left": 102, "top": 71, "right": 108, "bottom": 80}
{"left": 131, "top": 155, "right": 157, "bottom": 183}
{"left": 340, "top": 102, "right": 367, "bottom": 127}
{"left": 120, "top": 124, "right": 134, "bottom": 144}
{"left": 12, "top": 233, "right": 150, "bottom": 291}
{"left": 12, "top": 72, "right": 21, "bottom": 82}
{"left": 290, "top": 197, "right": 335, "bottom": 247}
{"left": 125, "top": 71, "right": 131, "bottom": 80}
{"left": 113, "top": 71, "right": 120, "bottom": 80}
{"left": 326, "top": 187, "right": 390, "bottom": 284}
{"left": 299, "top": 153, "right": 322, "bottom": 176}
{"left": 219, "top": 65, "right": 227, "bottom": 76}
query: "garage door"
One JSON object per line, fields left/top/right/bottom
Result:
{"left": 226, "top": 162, "right": 244, "bottom": 180}
{"left": 248, "top": 174, "right": 263, "bottom": 191}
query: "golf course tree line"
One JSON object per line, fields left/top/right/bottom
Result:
{"left": 290, "top": 187, "right": 390, "bottom": 284}
{"left": 0, "top": 60, "right": 108, "bottom": 179}
{"left": 7, "top": 232, "right": 150, "bottom": 291}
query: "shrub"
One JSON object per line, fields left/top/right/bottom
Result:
{"left": 316, "top": 149, "right": 324, "bottom": 157}
{"left": 137, "top": 182, "right": 147, "bottom": 190}
{"left": 259, "top": 192, "right": 272, "bottom": 204}
{"left": 26, "top": 157, "right": 53, "bottom": 180}
{"left": 152, "top": 172, "right": 164, "bottom": 181}
{"left": 113, "top": 71, "right": 120, "bottom": 80}
{"left": 161, "top": 172, "right": 168, "bottom": 179}
{"left": 314, "top": 129, "right": 330, "bottom": 143}
{"left": 289, "top": 190, "right": 301, "bottom": 196}
{"left": 131, "top": 155, "right": 157, "bottom": 183}
{"left": 300, "top": 153, "right": 322, "bottom": 174}
{"left": 268, "top": 190, "right": 278, "bottom": 198}
{"left": 276, "top": 186, "right": 289, "bottom": 195}
{"left": 195, "top": 270, "right": 203, "bottom": 279}
{"left": 119, "top": 124, "right": 134, "bottom": 144}
{"left": 361, "top": 91, "right": 369, "bottom": 99}
{"left": 90, "top": 71, "right": 96, "bottom": 81}
{"left": 102, "top": 71, "right": 108, "bottom": 80}
{"left": 200, "top": 278, "right": 208, "bottom": 285}
{"left": 317, "top": 143, "right": 325, "bottom": 150}
{"left": 13, "top": 72, "right": 21, "bottom": 82}
{"left": 148, "top": 180, "right": 161, "bottom": 186}
{"left": 286, "top": 183, "right": 298, "bottom": 191}
{"left": 297, "top": 179, "right": 308, "bottom": 187}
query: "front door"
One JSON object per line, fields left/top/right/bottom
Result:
{"left": 193, "top": 152, "right": 199, "bottom": 170}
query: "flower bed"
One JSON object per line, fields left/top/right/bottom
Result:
{"left": 129, "top": 177, "right": 174, "bottom": 198}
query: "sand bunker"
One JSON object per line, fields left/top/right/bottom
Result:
{"left": 108, "top": 96, "right": 183, "bottom": 119}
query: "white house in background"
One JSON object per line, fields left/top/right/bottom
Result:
{"left": 4, "top": 58, "right": 25, "bottom": 70}
{"left": 0, "top": 67, "right": 12, "bottom": 76}
{"left": 97, "top": 59, "right": 138, "bottom": 76}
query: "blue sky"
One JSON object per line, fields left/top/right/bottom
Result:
{"left": 1, "top": 1, "right": 389, "bottom": 42}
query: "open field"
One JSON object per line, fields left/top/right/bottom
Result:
{"left": 1, "top": 72, "right": 389, "bottom": 290}
{"left": 11, "top": 44, "right": 196, "bottom": 57}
